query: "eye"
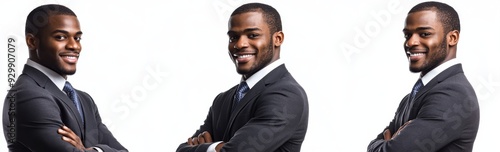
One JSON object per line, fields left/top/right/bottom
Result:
{"left": 248, "top": 33, "right": 259, "bottom": 39}
{"left": 404, "top": 33, "right": 411, "bottom": 39}
{"left": 54, "top": 35, "right": 67, "bottom": 40}
{"left": 420, "top": 32, "right": 431, "bottom": 37}
{"left": 74, "top": 36, "right": 82, "bottom": 41}
{"left": 229, "top": 36, "right": 237, "bottom": 43}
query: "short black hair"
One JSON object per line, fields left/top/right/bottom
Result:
{"left": 409, "top": 1, "right": 460, "bottom": 33}
{"left": 25, "top": 4, "right": 77, "bottom": 36}
{"left": 230, "top": 3, "right": 282, "bottom": 34}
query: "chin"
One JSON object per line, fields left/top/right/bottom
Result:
{"left": 236, "top": 69, "right": 249, "bottom": 75}
{"left": 62, "top": 68, "right": 77, "bottom": 75}
{"left": 409, "top": 67, "right": 421, "bottom": 73}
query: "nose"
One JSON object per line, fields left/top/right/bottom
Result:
{"left": 233, "top": 36, "right": 248, "bottom": 50}
{"left": 66, "top": 37, "right": 81, "bottom": 51}
{"left": 405, "top": 34, "right": 419, "bottom": 48}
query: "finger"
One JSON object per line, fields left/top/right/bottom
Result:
{"left": 202, "top": 131, "right": 213, "bottom": 143}
{"left": 383, "top": 129, "right": 391, "bottom": 141}
{"left": 62, "top": 136, "right": 78, "bottom": 147}
{"left": 57, "top": 128, "right": 68, "bottom": 135}
{"left": 198, "top": 133, "right": 205, "bottom": 144}
{"left": 61, "top": 127, "right": 78, "bottom": 141}
{"left": 215, "top": 142, "right": 225, "bottom": 152}
{"left": 401, "top": 120, "right": 412, "bottom": 128}
{"left": 192, "top": 137, "right": 199, "bottom": 145}
{"left": 187, "top": 137, "right": 193, "bottom": 145}
{"left": 62, "top": 126, "right": 76, "bottom": 134}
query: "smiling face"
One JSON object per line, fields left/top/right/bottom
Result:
{"left": 403, "top": 10, "right": 455, "bottom": 76}
{"left": 227, "top": 11, "right": 281, "bottom": 79}
{"left": 27, "top": 14, "right": 82, "bottom": 78}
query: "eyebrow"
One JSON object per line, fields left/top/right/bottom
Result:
{"left": 51, "top": 30, "right": 83, "bottom": 35}
{"left": 227, "top": 28, "right": 262, "bottom": 35}
{"left": 403, "top": 26, "right": 435, "bottom": 32}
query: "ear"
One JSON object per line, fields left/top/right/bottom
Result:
{"left": 447, "top": 30, "right": 459, "bottom": 47}
{"left": 273, "top": 31, "right": 284, "bottom": 47}
{"left": 26, "top": 33, "right": 39, "bottom": 51}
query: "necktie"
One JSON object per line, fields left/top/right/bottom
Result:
{"left": 234, "top": 82, "right": 249, "bottom": 104}
{"left": 399, "top": 79, "right": 424, "bottom": 127}
{"left": 63, "top": 81, "right": 84, "bottom": 123}
{"left": 410, "top": 79, "right": 424, "bottom": 102}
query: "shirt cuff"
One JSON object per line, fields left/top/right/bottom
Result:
{"left": 207, "top": 141, "right": 223, "bottom": 152}
{"left": 93, "top": 147, "right": 103, "bottom": 152}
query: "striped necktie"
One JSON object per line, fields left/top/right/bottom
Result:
{"left": 63, "top": 81, "right": 84, "bottom": 123}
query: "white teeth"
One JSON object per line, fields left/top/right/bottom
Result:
{"left": 407, "top": 51, "right": 425, "bottom": 56}
{"left": 63, "top": 56, "right": 77, "bottom": 59}
{"left": 235, "top": 54, "right": 254, "bottom": 58}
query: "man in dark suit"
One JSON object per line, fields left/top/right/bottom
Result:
{"left": 368, "top": 1, "right": 479, "bottom": 152}
{"left": 177, "top": 3, "right": 309, "bottom": 152}
{"left": 3, "top": 4, "right": 127, "bottom": 152}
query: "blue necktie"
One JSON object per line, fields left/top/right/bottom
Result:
{"left": 235, "top": 82, "right": 249, "bottom": 104}
{"left": 410, "top": 79, "right": 423, "bottom": 102}
{"left": 400, "top": 79, "right": 423, "bottom": 126}
{"left": 63, "top": 81, "right": 84, "bottom": 123}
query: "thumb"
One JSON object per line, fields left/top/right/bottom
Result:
{"left": 383, "top": 129, "right": 392, "bottom": 141}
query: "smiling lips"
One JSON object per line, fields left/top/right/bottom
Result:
{"left": 234, "top": 53, "right": 255, "bottom": 64}
{"left": 407, "top": 51, "right": 426, "bottom": 62}
{"left": 61, "top": 54, "right": 79, "bottom": 64}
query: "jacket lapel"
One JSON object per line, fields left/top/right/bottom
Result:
{"left": 23, "top": 65, "right": 85, "bottom": 133}
{"left": 411, "top": 64, "right": 463, "bottom": 110}
{"left": 225, "top": 65, "right": 287, "bottom": 136}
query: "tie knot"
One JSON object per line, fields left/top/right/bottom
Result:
{"left": 237, "top": 82, "right": 249, "bottom": 94}
{"left": 235, "top": 82, "right": 249, "bottom": 104}
{"left": 63, "top": 81, "right": 75, "bottom": 94}
{"left": 413, "top": 79, "right": 423, "bottom": 92}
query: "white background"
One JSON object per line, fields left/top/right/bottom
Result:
{"left": 1, "top": 0, "right": 499, "bottom": 151}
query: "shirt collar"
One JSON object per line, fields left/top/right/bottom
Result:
{"left": 26, "top": 59, "right": 67, "bottom": 91}
{"left": 420, "top": 58, "right": 460, "bottom": 85}
{"left": 243, "top": 59, "right": 283, "bottom": 89}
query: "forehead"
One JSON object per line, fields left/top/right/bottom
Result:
{"left": 45, "top": 14, "right": 80, "bottom": 31}
{"left": 405, "top": 10, "right": 442, "bottom": 30}
{"left": 228, "top": 11, "right": 269, "bottom": 31}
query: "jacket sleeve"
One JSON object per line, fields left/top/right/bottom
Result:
{"left": 176, "top": 94, "right": 219, "bottom": 152}
{"left": 84, "top": 92, "right": 128, "bottom": 152}
{"left": 367, "top": 83, "right": 479, "bottom": 151}
{"left": 4, "top": 88, "right": 91, "bottom": 151}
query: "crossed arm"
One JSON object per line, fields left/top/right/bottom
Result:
{"left": 10, "top": 89, "right": 126, "bottom": 152}
{"left": 177, "top": 86, "right": 308, "bottom": 152}
{"left": 367, "top": 87, "right": 479, "bottom": 152}
{"left": 57, "top": 126, "right": 96, "bottom": 151}
{"left": 187, "top": 131, "right": 224, "bottom": 152}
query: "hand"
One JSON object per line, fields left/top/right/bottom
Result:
{"left": 58, "top": 125, "right": 93, "bottom": 151}
{"left": 215, "top": 142, "right": 225, "bottom": 152}
{"left": 384, "top": 120, "right": 413, "bottom": 141}
{"left": 393, "top": 120, "right": 412, "bottom": 139}
{"left": 187, "top": 131, "right": 213, "bottom": 146}
{"left": 383, "top": 129, "right": 392, "bottom": 141}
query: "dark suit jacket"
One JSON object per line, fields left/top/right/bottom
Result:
{"left": 177, "top": 64, "right": 309, "bottom": 152}
{"left": 3, "top": 65, "right": 127, "bottom": 152}
{"left": 368, "top": 64, "right": 480, "bottom": 152}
